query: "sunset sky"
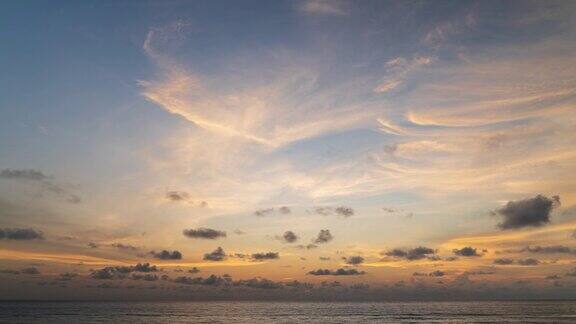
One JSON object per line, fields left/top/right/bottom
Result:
{"left": 1, "top": 0, "right": 576, "bottom": 300}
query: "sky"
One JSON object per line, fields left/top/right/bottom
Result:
{"left": 1, "top": 0, "right": 576, "bottom": 301}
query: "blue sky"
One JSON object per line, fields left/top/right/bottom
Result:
{"left": 1, "top": 0, "right": 576, "bottom": 300}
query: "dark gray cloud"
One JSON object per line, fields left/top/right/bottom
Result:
{"left": 251, "top": 252, "right": 280, "bottom": 261}
{"left": 188, "top": 267, "right": 200, "bottom": 274}
{"left": 413, "top": 270, "right": 446, "bottom": 277}
{"left": 314, "top": 229, "right": 333, "bottom": 244}
{"left": 166, "top": 191, "right": 190, "bottom": 201}
{"left": 493, "top": 258, "right": 514, "bottom": 265}
{"left": 235, "top": 278, "right": 282, "bottom": 289}
{"left": 312, "top": 206, "right": 354, "bottom": 218}
{"left": 90, "top": 263, "right": 159, "bottom": 280}
{"left": 523, "top": 245, "right": 576, "bottom": 255}
{"left": 429, "top": 270, "right": 445, "bottom": 277}
{"left": 335, "top": 206, "right": 354, "bottom": 218}
{"left": 0, "top": 267, "right": 40, "bottom": 275}
{"left": 307, "top": 268, "right": 366, "bottom": 276}
{"left": 277, "top": 230, "right": 298, "bottom": 243}
{"left": 203, "top": 247, "right": 226, "bottom": 261}
{"left": 0, "top": 228, "right": 44, "bottom": 240}
{"left": 0, "top": 168, "right": 81, "bottom": 204}
{"left": 278, "top": 206, "right": 291, "bottom": 214}
{"left": 183, "top": 228, "right": 227, "bottom": 240}
{"left": 453, "top": 246, "right": 481, "bottom": 257}
{"left": 494, "top": 195, "right": 560, "bottom": 230}
{"left": 383, "top": 246, "right": 436, "bottom": 260}
{"left": 517, "top": 258, "right": 540, "bottom": 266}
{"left": 58, "top": 272, "right": 79, "bottom": 281}
{"left": 20, "top": 267, "right": 40, "bottom": 275}
{"left": 131, "top": 273, "right": 159, "bottom": 281}
{"left": 149, "top": 250, "right": 182, "bottom": 260}
{"left": 174, "top": 274, "right": 232, "bottom": 286}
{"left": 0, "top": 269, "right": 22, "bottom": 274}
{"left": 343, "top": 256, "right": 364, "bottom": 265}
{"left": 87, "top": 242, "right": 99, "bottom": 248}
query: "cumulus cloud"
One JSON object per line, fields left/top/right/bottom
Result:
{"left": 254, "top": 207, "right": 291, "bottom": 217}
{"left": 523, "top": 245, "right": 576, "bottom": 255}
{"left": 383, "top": 247, "right": 436, "bottom": 261}
{"left": 251, "top": 252, "right": 280, "bottom": 261}
{"left": 312, "top": 206, "right": 354, "bottom": 218}
{"left": 203, "top": 247, "right": 226, "bottom": 261}
{"left": 307, "top": 268, "right": 365, "bottom": 276}
{"left": 183, "top": 228, "right": 227, "bottom": 240}
{"left": 314, "top": 229, "right": 333, "bottom": 244}
{"left": 517, "top": 258, "right": 540, "bottom": 266}
{"left": 149, "top": 250, "right": 182, "bottom": 260}
{"left": 166, "top": 191, "right": 190, "bottom": 201}
{"left": 110, "top": 243, "right": 139, "bottom": 252}
{"left": 277, "top": 230, "right": 298, "bottom": 243}
{"left": 453, "top": 247, "right": 481, "bottom": 257}
{"left": 0, "top": 228, "right": 44, "bottom": 240}
{"left": 90, "top": 263, "right": 159, "bottom": 280}
{"left": 0, "top": 168, "right": 81, "bottom": 203}
{"left": 494, "top": 195, "right": 560, "bottom": 230}
{"left": 493, "top": 258, "right": 515, "bottom": 265}
{"left": 343, "top": 256, "right": 364, "bottom": 265}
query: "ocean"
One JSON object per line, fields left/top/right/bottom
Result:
{"left": 1, "top": 300, "right": 575, "bottom": 323}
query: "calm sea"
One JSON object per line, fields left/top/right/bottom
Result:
{"left": 0, "top": 300, "right": 575, "bottom": 323}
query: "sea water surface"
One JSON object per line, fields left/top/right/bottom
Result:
{"left": 1, "top": 300, "right": 576, "bottom": 323}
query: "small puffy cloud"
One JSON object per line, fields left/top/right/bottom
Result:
{"left": 254, "top": 207, "right": 291, "bottom": 217}
{"left": 188, "top": 267, "right": 200, "bottom": 274}
{"left": 383, "top": 246, "right": 436, "bottom": 261}
{"left": 149, "top": 250, "right": 182, "bottom": 260}
{"left": 251, "top": 252, "right": 280, "bottom": 261}
{"left": 307, "top": 268, "right": 365, "bottom": 276}
{"left": 90, "top": 263, "right": 158, "bottom": 280}
{"left": 0, "top": 228, "right": 44, "bottom": 240}
{"left": 453, "top": 247, "right": 481, "bottom": 257}
{"left": 523, "top": 245, "right": 576, "bottom": 255}
{"left": 277, "top": 230, "right": 298, "bottom": 243}
{"left": 131, "top": 273, "right": 159, "bottom": 281}
{"left": 203, "top": 247, "right": 226, "bottom": 261}
{"left": 334, "top": 206, "right": 354, "bottom": 218}
{"left": 110, "top": 243, "right": 139, "bottom": 251}
{"left": 429, "top": 270, "right": 445, "bottom": 277}
{"left": 183, "top": 228, "right": 227, "bottom": 240}
{"left": 166, "top": 191, "right": 190, "bottom": 201}
{"left": 314, "top": 229, "right": 333, "bottom": 244}
{"left": 493, "top": 258, "right": 514, "bottom": 265}
{"left": 494, "top": 195, "right": 560, "bottom": 230}
{"left": 254, "top": 208, "right": 274, "bottom": 216}
{"left": 343, "top": 256, "right": 364, "bottom": 265}
{"left": 312, "top": 206, "right": 354, "bottom": 218}
{"left": 517, "top": 258, "right": 540, "bottom": 266}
